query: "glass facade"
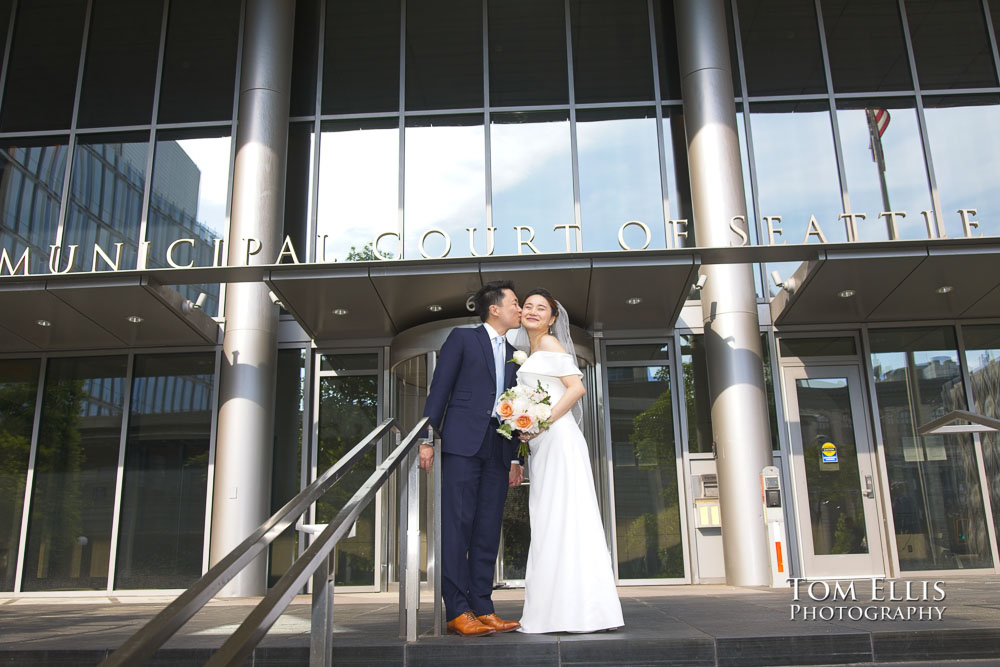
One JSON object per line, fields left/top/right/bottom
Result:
{"left": 0, "top": 0, "right": 999, "bottom": 596}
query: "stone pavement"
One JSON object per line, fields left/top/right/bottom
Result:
{"left": 3, "top": 577, "right": 1000, "bottom": 665}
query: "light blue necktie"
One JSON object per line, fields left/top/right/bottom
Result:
{"left": 493, "top": 336, "right": 505, "bottom": 414}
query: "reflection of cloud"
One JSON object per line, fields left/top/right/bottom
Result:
{"left": 405, "top": 125, "right": 485, "bottom": 231}
{"left": 177, "top": 137, "right": 231, "bottom": 236}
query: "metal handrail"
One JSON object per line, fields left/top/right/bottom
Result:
{"left": 99, "top": 416, "right": 438, "bottom": 666}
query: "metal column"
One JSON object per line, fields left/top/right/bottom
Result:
{"left": 211, "top": 0, "right": 296, "bottom": 597}
{"left": 675, "top": 0, "right": 773, "bottom": 587}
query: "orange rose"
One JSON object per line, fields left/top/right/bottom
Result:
{"left": 514, "top": 414, "right": 535, "bottom": 430}
{"left": 498, "top": 400, "right": 515, "bottom": 419}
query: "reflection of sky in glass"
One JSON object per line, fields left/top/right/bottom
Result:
{"left": 924, "top": 102, "right": 1000, "bottom": 238}
{"left": 404, "top": 124, "right": 485, "bottom": 259}
{"left": 751, "top": 108, "right": 841, "bottom": 295}
{"left": 174, "top": 138, "right": 230, "bottom": 238}
{"left": 838, "top": 106, "right": 932, "bottom": 241}
{"left": 735, "top": 111, "right": 763, "bottom": 298}
{"left": 577, "top": 117, "right": 663, "bottom": 252}
{"left": 490, "top": 119, "right": 573, "bottom": 256}
{"left": 317, "top": 127, "right": 398, "bottom": 261}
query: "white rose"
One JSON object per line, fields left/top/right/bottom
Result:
{"left": 512, "top": 350, "right": 528, "bottom": 365}
{"left": 534, "top": 403, "right": 552, "bottom": 422}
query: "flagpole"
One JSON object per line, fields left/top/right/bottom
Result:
{"left": 866, "top": 108, "right": 893, "bottom": 237}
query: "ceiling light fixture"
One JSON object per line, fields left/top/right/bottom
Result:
{"left": 936, "top": 285, "right": 954, "bottom": 294}
{"left": 837, "top": 289, "right": 856, "bottom": 298}
{"left": 626, "top": 297, "right": 642, "bottom": 305}
{"left": 332, "top": 308, "right": 349, "bottom": 316}
{"left": 36, "top": 319, "right": 51, "bottom": 327}
{"left": 127, "top": 315, "right": 144, "bottom": 324}
{"left": 428, "top": 304, "right": 443, "bottom": 312}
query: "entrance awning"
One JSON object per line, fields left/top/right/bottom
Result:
{"left": 265, "top": 252, "right": 700, "bottom": 342}
{"left": 0, "top": 275, "right": 219, "bottom": 352}
{"left": 769, "top": 239, "right": 1000, "bottom": 326}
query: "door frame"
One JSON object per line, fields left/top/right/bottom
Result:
{"left": 780, "top": 360, "right": 888, "bottom": 579}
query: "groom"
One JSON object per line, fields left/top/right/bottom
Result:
{"left": 418, "top": 280, "right": 524, "bottom": 636}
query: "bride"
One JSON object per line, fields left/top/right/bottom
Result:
{"left": 513, "top": 288, "right": 623, "bottom": 633}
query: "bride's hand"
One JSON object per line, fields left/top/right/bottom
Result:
{"left": 517, "top": 432, "right": 537, "bottom": 441}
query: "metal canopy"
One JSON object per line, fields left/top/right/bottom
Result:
{"left": 917, "top": 409, "right": 1000, "bottom": 435}
{"left": 770, "top": 240, "right": 1000, "bottom": 326}
{"left": 0, "top": 276, "right": 219, "bottom": 352}
{"left": 266, "top": 251, "right": 699, "bottom": 343}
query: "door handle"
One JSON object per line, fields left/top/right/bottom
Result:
{"left": 864, "top": 474, "right": 874, "bottom": 498}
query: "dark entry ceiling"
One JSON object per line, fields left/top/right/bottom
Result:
{"left": 770, "top": 240, "right": 1000, "bottom": 325}
{"left": 266, "top": 251, "right": 699, "bottom": 342}
{"left": 0, "top": 276, "right": 219, "bottom": 352}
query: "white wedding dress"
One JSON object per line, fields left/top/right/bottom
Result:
{"left": 517, "top": 351, "right": 624, "bottom": 633}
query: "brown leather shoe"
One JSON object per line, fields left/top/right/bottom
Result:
{"left": 447, "top": 610, "right": 495, "bottom": 636}
{"left": 476, "top": 613, "right": 520, "bottom": 633}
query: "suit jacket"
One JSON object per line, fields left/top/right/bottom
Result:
{"left": 422, "top": 325, "right": 518, "bottom": 459}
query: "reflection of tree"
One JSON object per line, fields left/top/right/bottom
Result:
{"left": 345, "top": 242, "right": 391, "bottom": 262}
{"left": 616, "top": 369, "right": 683, "bottom": 579}
{"left": 0, "top": 369, "right": 37, "bottom": 589}
{"left": 317, "top": 375, "right": 378, "bottom": 586}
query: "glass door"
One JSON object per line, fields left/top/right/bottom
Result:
{"left": 782, "top": 364, "right": 885, "bottom": 578}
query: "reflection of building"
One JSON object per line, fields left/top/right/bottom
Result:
{"left": 2, "top": 0, "right": 1000, "bottom": 600}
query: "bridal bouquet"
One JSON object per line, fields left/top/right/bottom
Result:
{"left": 496, "top": 381, "right": 553, "bottom": 458}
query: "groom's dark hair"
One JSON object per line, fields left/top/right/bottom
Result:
{"left": 475, "top": 280, "right": 515, "bottom": 322}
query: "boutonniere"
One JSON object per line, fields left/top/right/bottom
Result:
{"left": 509, "top": 350, "right": 527, "bottom": 365}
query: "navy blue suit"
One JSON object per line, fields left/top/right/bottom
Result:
{"left": 423, "top": 325, "right": 518, "bottom": 619}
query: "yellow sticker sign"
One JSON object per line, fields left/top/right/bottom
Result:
{"left": 820, "top": 442, "right": 838, "bottom": 463}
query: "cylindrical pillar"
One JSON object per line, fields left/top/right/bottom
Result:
{"left": 211, "top": 0, "right": 296, "bottom": 597}
{"left": 675, "top": 0, "right": 773, "bottom": 586}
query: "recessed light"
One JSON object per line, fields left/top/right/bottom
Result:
{"left": 626, "top": 297, "right": 642, "bottom": 305}
{"left": 936, "top": 285, "right": 954, "bottom": 294}
{"left": 127, "top": 315, "right": 144, "bottom": 324}
{"left": 837, "top": 289, "right": 856, "bottom": 298}
{"left": 428, "top": 304, "right": 443, "bottom": 312}
{"left": 332, "top": 308, "right": 349, "bottom": 316}
{"left": 36, "top": 319, "right": 51, "bottom": 327}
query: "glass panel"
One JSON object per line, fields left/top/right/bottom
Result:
{"left": 269, "top": 349, "right": 305, "bottom": 587}
{"left": 489, "top": 111, "right": 573, "bottom": 256}
{"left": 115, "top": 353, "right": 214, "bottom": 589}
{"left": 489, "top": 0, "right": 568, "bottom": 106}
{"left": 317, "top": 373, "right": 378, "bottom": 586}
{"left": 680, "top": 335, "right": 712, "bottom": 455}
{"left": 283, "top": 123, "right": 313, "bottom": 259}
{"left": 22, "top": 355, "right": 127, "bottom": 591}
{"left": 607, "top": 344, "right": 669, "bottom": 363}
{"left": 62, "top": 134, "right": 149, "bottom": 273}
{"left": 405, "top": 0, "right": 482, "bottom": 111}
{"left": 148, "top": 129, "right": 231, "bottom": 318}
{"left": 607, "top": 364, "right": 682, "bottom": 579}
{"left": 391, "top": 355, "right": 428, "bottom": 580}
{"left": 0, "top": 139, "right": 69, "bottom": 276}
{"left": 157, "top": 0, "right": 240, "bottom": 124}
{"left": 837, "top": 99, "right": 934, "bottom": 240}
{"left": 320, "top": 353, "right": 379, "bottom": 373}
{"left": 323, "top": 0, "right": 400, "bottom": 115}
{"left": 795, "top": 378, "right": 868, "bottom": 555}
{"left": 289, "top": 0, "right": 319, "bottom": 118}
{"left": 78, "top": 0, "right": 163, "bottom": 128}
{"left": 750, "top": 102, "right": 842, "bottom": 296}
{"left": 652, "top": 0, "right": 683, "bottom": 101}
{"left": 570, "top": 0, "right": 654, "bottom": 103}
{"left": 316, "top": 119, "right": 397, "bottom": 263}
{"left": 870, "top": 327, "right": 993, "bottom": 570}
{"left": 0, "top": 0, "right": 86, "bottom": 131}
{"left": 663, "top": 107, "right": 693, "bottom": 228}
{"left": 737, "top": 0, "right": 827, "bottom": 96}
{"left": 735, "top": 108, "right": 764, "bottom": 298}
{"left": 577, "top": 109, "right": 663, "bottom": 253}
{"left": 780, "top": 337, "right": 857, "bottom": 358}
{"left": 905, "top": 0, "right": 997, "bottom": 90}
{"left": 0, "top": 358, "right": 39, "bottom": 591}
{"left": 923, "top": 95, "right": 1000, "bottom": 238}
{"left": 403, "top": 116, "right": 484, "bottom": 260}
{"left": 964, "top": 324, "right": 1000, "bottom": 562}
{"left": 820, "top": 0, "right": 911, "bottom": 93}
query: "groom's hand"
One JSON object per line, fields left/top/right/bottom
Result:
{"left": 509, "top": 463, "right": 523, "bottom": 487}
{"left": 418, "top": 443, "right": 434, "bottom": 471}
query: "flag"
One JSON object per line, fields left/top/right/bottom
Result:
{"left": 870, "top": 108, "right": 890, "bottom": 137}
{"left": 866, "top": 108, "right": 890, "bottom": 172}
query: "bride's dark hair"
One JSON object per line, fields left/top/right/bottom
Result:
{"left": 523, "top": 288, "right": 558, "bottom": 320}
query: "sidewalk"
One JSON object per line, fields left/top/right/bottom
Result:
{"left": 3, "top": 577, "right": 1000, "bottom": 665}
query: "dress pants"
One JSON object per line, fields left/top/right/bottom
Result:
{"left": 440, "top": 425, "right": 509, "bottom": 619}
